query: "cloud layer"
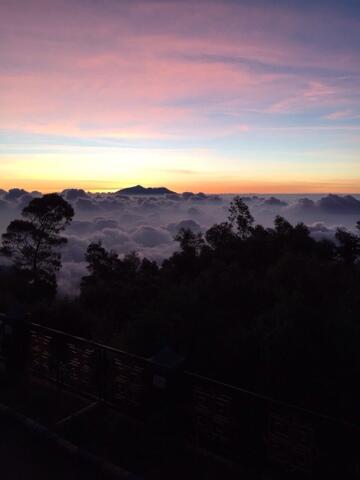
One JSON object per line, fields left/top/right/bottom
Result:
{"left": 0, "top": 188, "right": 359, "bottom": 294}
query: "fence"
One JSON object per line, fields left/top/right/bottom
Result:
{"left": 185, "top": 372, "right": 360, "bottom": 478}
{"left": 28, "top": 323, "right": 153, "bottom": 419}
{"left": 2, "top": 317, "right": 360, "bottom": 478}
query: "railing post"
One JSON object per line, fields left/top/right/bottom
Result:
{"left": 0, "top": 310, "right": 29, "bottom": 383}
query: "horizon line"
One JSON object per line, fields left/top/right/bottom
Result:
{"left": 1, "top": 185, "right": 360, "bottom": 197}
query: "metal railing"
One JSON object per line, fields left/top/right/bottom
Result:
{"left": 28, "top": 322, "right": 152, "bottom": 419}
{"left": 2, "top": 316, "right": 360, "bottom": 479}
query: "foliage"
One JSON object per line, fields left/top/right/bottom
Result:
{"left": 76, "top": 201, "right": 360, "bottom": 420}
{"left": 3, "top": 196, "right": 360, "bottom": 421}
{"left": 335, "top": 227, "right": 360, "bottom": 265}
{"left": 228, "top": 196, "right": 254, "bottom": 239}
{"left": 0, "top": 193, "right": 74, "bottom": 298}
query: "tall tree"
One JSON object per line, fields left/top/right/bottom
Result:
{"left": 228, "top": 196, "right": 254, "bottom": 240}
{"left": 1, "top": 193, "right": 74, "bottom": 296}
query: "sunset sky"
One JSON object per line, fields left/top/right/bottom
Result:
{"left": 0, "top": 0, "right": 359, "bottom": 193}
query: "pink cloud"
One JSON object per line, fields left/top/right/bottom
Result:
{"left": 323, "top": 109, "right": 357, "bottom": 121}
{"left": 1, "top": 0, "right": 359, "bottom": 141}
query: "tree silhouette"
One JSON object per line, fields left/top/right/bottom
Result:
{"left": 335, "top": 227, "right": 360, "bottom": 265}
{"left": 205, "top": 222, "right": 235, "bottom": 250}
{"left": 228, "top": 196, "right": 254, "bottom": 239}
{"left": 174, "top": 228, "right": 204, "bottom": 256}
{"left": 83, "top": 241, "right": 120, "bottom": 280}
{"left": 1, "top": 193, "right": 74, "bottom": 297}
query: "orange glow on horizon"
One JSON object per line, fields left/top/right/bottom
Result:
{"left": 1, "top": 1, "right": 360, "bottom": 197}
{"left": 1, "top": 178, "right": 359, "bottom": 195}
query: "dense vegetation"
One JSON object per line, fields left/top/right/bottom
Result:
{"left": 1, "top": 195, "right": 360, "bottom": 421}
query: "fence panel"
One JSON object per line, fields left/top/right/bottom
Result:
{"left": 104, "top": 346, "right": 152, "bottom": 420}
{"left": 29, "top": 323, "right": 102, "bottom": 399}
{"left": 57, "top": 334, "right": 102, "bottom": 398}
{"left": 186, "top": 373, "right": 267, "bottom": 465}
{"left": 186, "top": 372, "right": 360, "bottom": 478}
{"left": 265, "top": 401, "right": 360, "bottom": 478}
{"left": 29, "top": 323, "right": 59, "bottom": 382}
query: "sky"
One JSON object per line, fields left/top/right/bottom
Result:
{"left": 0, "top": 0, "right": 360, "bottom": 194}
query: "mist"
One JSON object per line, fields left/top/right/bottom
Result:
{"left": 1, "top": 188, "right": 359, "bottom": 294}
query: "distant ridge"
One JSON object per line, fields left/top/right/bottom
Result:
{"left": 117, "top": 185, "right": 176, "bottom": 195}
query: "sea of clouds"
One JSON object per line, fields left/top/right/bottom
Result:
{"left": 1, "top": 187, "right": 360, "bottom": 294}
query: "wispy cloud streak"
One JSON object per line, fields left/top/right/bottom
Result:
{"left": 0, "top": 0, "right": 359, "bottom": 191}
